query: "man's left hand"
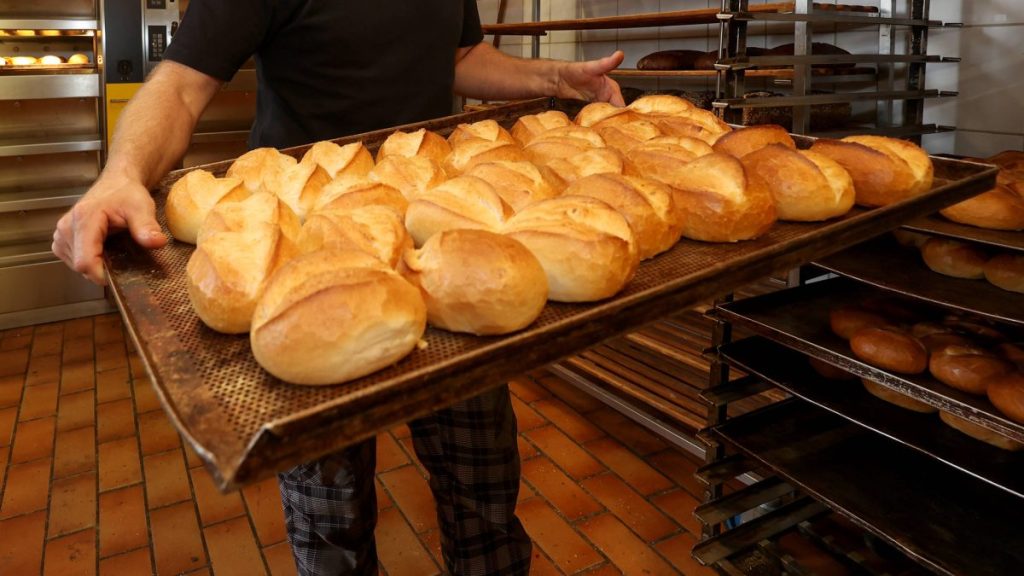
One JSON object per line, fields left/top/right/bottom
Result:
{"left": 555, "top": 50, "right": 626, "bottom": 106}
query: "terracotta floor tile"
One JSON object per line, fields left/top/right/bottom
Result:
{"left": 0, "top": 458, "right": 51, "bottom": 518}
{"left": 242, "top": 476, "right": 288, "bottom": 546}
{"left": 588, "top": 409, "right": 669, "bottom": 456}
{"left": 523, "top": 426, "right": 605, "bottom": 481}
{"left": 581, "top": 564, "right": 620, "bottom": 576}
{"left": 20, "top": 382, "right": 59, "bottom": 422}
{"left": 376, "top": 477, "right": 393, "bottom": 511}
{"left": 190, "top": 466, "right": 246, "bottom": 526}
{"left": 57, "top": 389, "right": 95, "bottom": 432}
{"left": 98, "top": 437, "right": 142, "bottom": 491}
{"left": 392, "top": 424, "right": 412, "bottom": 440}
{"left": 526, "top": 549, "right": 561, "bottom": 576}
{"left": 128, "top": 354, "right": 149, "bottom": 383}
{"left": 531, "top": 398, "right": 606, "bottom": 443}
{"left": 585, "top": 437, "right": 674, "bottom": 497}
{"left": 187, "top": 568, "right": 212, "bottom": 576}
{"left": 419, "top": 528, "right": 444, "bottom": 570}
{"left": 518, "top": 497, "right": 603, "bottom": 574}
{"left": 655, "top": 531, "right": 716, "bottom": 576}
{"left": 518, "top": 435, "right": 538, "bottom": 460}
{"left": 647, "top": 450, "right": 704, "bottom": 499}
{"left": 48, "top": 471, "right": 97, "bottom": 537}
{"left": 183, "top": 441, "right": 203, "bottom": 469}
{"left": 263, "top": 541, "right": 298, "bottom": 576}
{"left": 150, "top": 501, "right": 207, "bottom": 575}
{"left": 0, "top": 406, "right": 16, "bottom": 446}
{"left": 98, "top": 484, "right": 148, "bottom": 558}
{"left": 53, "top": 426, "right": 96, "bottom": 479}
{"left": 94, "top": 315, "right": 125, "bottom": 345}
{"left": 379, "top": 464, "right": 439, "bottom": 534}
{"left": 508, "top": 376, "right": 551, "bottom": 403}
{"left": 581, "top": 474, "right": 678, "bottom": 542}
{"left": 95, "top": 367, "right": 132, "bottom": 404}
{"left": 375, "top": 506, "right": 440, "bottom": 576}
{"left": 31, "top": 331, "right": 63, "bottom": 358}
{"left": 132, "top": 377, "right": 161, "bottom": 414}
{"left": 138, "top": 410, "right": 181, "bottom": 455}
{"left": 578, "top": 513, "right": 677, "bottom": 576}
{"left": 0, "top": 374, "right": 23, "bottom": 409}
{"left": 1, "top": 332, "right": 32, "bottom": 351}
{"left": 376, "top": 431, "right": 410, "bottom": 472}
{"left": 98, "top": 547, "right": 153, "bottom": 576}
{"left": 62, "top": 337, "right": 94, "bottom": 365}
{"left": 95, "top": 341, "right": 128, "bottom": 373}
{"left": 43, "top": 526, "right": 95, "bottom": 576}
{"left": 143, "top": 450, "right": 191, "bottom": 509}
{"left": 97, "top": 398, "right": 136, "bottom": 443}
{"left": 535, "top": 372, "right": 606, "bottom": 414}
{"left": 777, "top": 532, "right": 854, "bottom": 576}
{"left": 652, "top": 489, "right": 703, "bottom": 537}
{"left": 204, "top": 516, "right": 268, "bottom": 576}
{"left": 0, "top": 347, "right": 29, "bottom": 378}
{"left": 63, "top": 317, "right": 94, "bottom": 340}
{"left": 522, "top": 456, "right": 603, "bottom": 521}
{"left": 60, "top": 361, "right": 96, "bottom": 395}
{"left": 0, "top": 510, "right": 46, "bottom": 575}
{"left": 25, "top": 354, "right": 61, "bottom": 386}
{"left": 0, "top": 446, "right": 8, "bottom": 488}
{"left": 511, "top": 395, "right": 548, "bottom": 432}
{"left": 10, "top": 415, "right": 55, "bottom": 463}
{"left": 518, "top": 480, "right": 535, "bottom": 504}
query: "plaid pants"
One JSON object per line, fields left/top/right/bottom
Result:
{"left": 278, "top": 385, "right": 532, "bottom": 576}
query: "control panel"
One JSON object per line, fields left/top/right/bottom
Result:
{"left": 142, "top": 0, "right": 179, "bottom": 75}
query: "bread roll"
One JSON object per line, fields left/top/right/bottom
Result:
{"left": 545, "top": 148, "right": 624, "bottom": 186}
{"left": 941, "top": 316, "right": 1007, "bottom": 342}
{"left": 504, "top": 196, "right": 638, "bottom": 302}
{"left": 647, "top": 117, "right": 724, "bottom": 146}
{"left": 808, "top": 357, "right": 857, "bottom": 380}
{"left": 622, "top": 136, "right": 714, "bottom": 186}
{"left": 627, "top": 94, "right": 695, "bottom": 117}
{"left": 376, "top": 128, "right": 451, "bottom": 164}
{"left": 67, "top": 53, "right": 89, "bottom": 64}
{"left": 809, "top": 136, "right": 933, "bottom": 207}
{"left": 997, "top": 342, "right": 1024, "bottom": 369}
{"left": 250, "top": 250, "right": 426, "bottom": 385}
{"left": 929, "top": 345, "right": 1015, "bottom": 395}
{"left": 939, "top": 184, "right": 1024, "bottom": 231}
{"left": 9, "top": 56, "right": 38, "bottom": 66}
{"left": 984, "top": 253, "right": 1024, "bottom": 293}
{"left": 38, "top": 55, "right": 63, "bottom": 65}
{"left": 399, "top": 230, "right": 547, "bottom": 335}
{"left": 850, "top": 327, "right": 927, "bottom": 374}
{"left": 465, "top": 160, "right": 560, "bottom": 212}
{"left": 921, "top": 237, "right": 989, "bottom": 279}
{"left": 892, "top": 228, "right": 931, "bottom": 249}
{"left": 911, "top": 322, "right": 976, "bottom": 353}
{"left": 314, "top": 179, "right": 408, "bottom": 218}
{"left": 447, "top": 119, "right": 516, "bottom": 147}
{"left": 405, "top": 175, "right": 512, "bottom": 246}
{"left": 989, "top": 150, "right": 1024, "bottom": 172}
{"left": 741, "top": 145, "right": 855, "bottom": 221}
{"left": 510, "top": 110, "right": 573, "bottom": 145}
{"left": 187, "top": 193, "right": 301, "bottom": 334}
{"left": 829, "top": 305, "right": 891, "bottom": 340}
{"left": 628, "top": 95, "right": 731, "bottom": 142}
{"left": 939, "top": 411, "right": 1023, "bottom": 451}
{"left": 226, "top": 147, "right": 298, "bottom": 195}
{"left": 862, "top": 378, "right": 937, "bottom": 413}
{"left": 565, "top": 173, "right": 682, "bottom": 260}
{"left": 166, "top": 169, "right": 249, "bottom": 244}
{"left": 298, "top": 205, "right": 412, "bottom": 269}
{"left": 524, "top": 126, "right": 606, "bottom": 167}
{"left": 276, "top": 141, "right": 375, "bottom": 219}
{"left": 712, "top": 125, "right": 796, "bottom": 159}
{"left": 988, "top": 372, "right": 1024, "bottom": 425}
{"left": 443, "top": 138, "right": 527, "bottom": 175}
{"left": 369, "top": 155, "right": 446, "bottom": 200}
{"left": 574, "top": 102, "right": 640, "bottom": 129}
{"left": 597, "top": 120, "right": 663, "bottom": 154}
{"left": 636, "top": 50, "right": 706, "bottom": 71}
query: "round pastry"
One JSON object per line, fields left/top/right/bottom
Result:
{"left": 808, "top": 357, "right": 857, "bottom": 380}
{"left": 574, "top": 102, "right": 640, "bottom": 129}
{"left": 939, "top": 411, "right": 1023, "bottom": 451}
{"left": 910, "top": 322, "right": 975, "bottom": 353}
{"left": 368, "top": 155, "right": 447, "bottom": 200}
{"left": 399, "top": 230, "right": 548, "bottom": 335}
{"left": 313, "top": 178, "right": 408, "bottom": 218}
{"left": 544, "top": 148, "right": 624, "bottom": 186}
{"left": 939, "top": 184, "right": 1024, "bottom": 231}
{"left": 849, "top": 327, "right": 928, "bottom": 374}
{"left": 298, "top": 205, "right": 412, "bottom": 269}
{"left": 892, "top": 228, "right": 931, "bottom": 249}
{"left": 920, "top": 237, "right": 989, "bottom": 279}
{"left": 988, "top": 372, "right": 1024, "bottom": 425}
{"left": 405, "top": 175, "right": 512, "bottom": 247}
{"left": 829, "top": 305, "right": 891, "bottom": 340}
{"left": 376, "top": 128, "right": 451, "bottom": 165}
{"left": 443, "top": 138, "right": 527, "bottom": 175}
{"left": 276, "top": 141, "right": 375, "bottom": 219}
{"left": 226, "top": 147, "right": 298, "bottom": 195}
{"left": 165, "top": 169, "right": 249, "bottom": 244}
{"left": 861, "top": 378, "right": 937, "bottom": 413}
{"left": 250, "top": 250, "right": 427, "bottom": 385}
{"left": 446, "top": 119, "right": 516, "bottom": 147}
{"left": 465, "top": 160, "right": 561, "bottom": 212}
{"left": 504, "top": 195, "right": 638, "bottom": 302}
{"left": 984, "top": 253, "right": 1024, "bottom": 294}
{"left": 622, "top": 136, "right": 714, "bottom": 186}
{"left": 712, "top": 125, "right": 796, "bottom": 159}
{"left": 38, "top": 54, "right": 63, "bottom": 65}
{"left": 523, "top": 126, "right": 606, "bottom": 166}
{"left": 9, "top": 56, "right": 38, "bottom": 66}
{"left": 510, "top": 110, "right": 573, "bottom": 145}
{"left": 928, "top": 345, "right": 1015, "bottom": 395}
{"left": 809, "top": 135, "right": 934, "bottom": 207}
{"left": 740, "top": 145, "right": 855, "bottom": 222}
{"left": 67, "top": 53, "right": 90, "bottom": 65}
{"left": 597, "top": 120, "right": 663, "bottom": 154}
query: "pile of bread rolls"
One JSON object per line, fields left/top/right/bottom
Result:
{"left": 0, "top": 53, "right": 88, "bottom": 66}
{"left": 892, "top": 229, "right": 1024, "bottom": 295}
{"left": 813, "top": 297, "right": 1024, "bottom": 450}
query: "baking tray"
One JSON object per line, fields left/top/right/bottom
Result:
{"left": 713, "top": 277, "right": 1024, "bottom": 443}
{"left": 103, "top": 98, "right": 998, "bottom": 490}
{"left": 711, "top": 399, "right": 1024, "bottom": 576}
{"left": 903, "top": 213, "right": 1024, "bottom": 253}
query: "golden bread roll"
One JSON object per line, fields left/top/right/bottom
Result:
{"left": 376, "top": 128, "right": 451, "bottom": 164}
{"left": 38, "top": 54, "right": 63, "bottom": 65}
{"left": 277, "top": 141, "right": 374, "bottom": 219}
{"left": 929, "top": 345, "right": 1015, "bottom": 395}
{"left": 187, "top": 194, "right": 301, "bottom": 334}
{"left": 829, "top": 305, "right": 891, "bottom": 340}
{"left": 40, "top": 30, "right": 61, "bottom": 36}
{"left": 523, "top": 126, "right": 606, "bottom": 167}
{"left": 447, "top": 119, "right": 516, "bottom": 147}
{"left": 921, "top": 237, "right": 989, "bottom": 279}
{"left": 574, "top": 102, "right": 640, "bottom": 128}
{"left": 850, "top": 327, "right": 927, "bottom": 374}
{"left": 657, "top": 152, "right": 776, "bottom": 243}
{"left": 892, "top": 228, "right": 931, "bottom": 249}
{"left": 165, "top": 169, "right": 249, "bottom": 244}
{"left": 250, "top": 250, "right": 426, "bottom": 385}
{"left": 989, "top": 150, "right": 1024, "bottom": 172}
{"left": 628, "top": 96, "right": 731, "bottom": 142}
{"left": 314, "top": 179, "right": 408, "bottom": 218}
{"left": 809, "top": 135, "right": 934, "bottom": 207}
{"left": 988, "top": 372, "right": 1024, "bottom": 425}
{"left": 399, "top": 230, "right": 548, "bottom": 335}
{"left": 712, "top": 124, "right": 796, "bottom": 159}
{"left": 368, "top": 155, "right": 446, "bottom": 200}
{"left": 298, "top": 205, "right": 412, "bottom": 269}
{"left": 862, "top": 378, "right": 937, "bottom": 413}
{"left": 405, "top": 175, "right": 512, "bottom": 246}
{"left": 0, "top": 57, "right": 6, "bottom": 66}
{"left": 465, "top": 160, "right": 560, "bottom": 212}
{"left": 226, "top": 147, "right": 298, "bottom": 195}
{"left": 597, "top": 120, "right": 663, "bottom": 153}
{"left": 67, "top": 53, "right": 90, "bottom": 65}
{"left": 443, "top": 138, "right": 527, "bottom": 176}
{"left": 808, "top": 357, "right": 857, "bottom": 380}
{"left": 911, "top": 322, "right": 976, "bottom": 353}
{"left": 939, "top": 411, "right": 1023, "bottom": 451}
{"left": 504, "top": 196, "right": 638, "bottom": 302}
{"left": 741, "top": 145, "right": 855, "bottom": 221}
{"left": 984, "top": 253, "right": 1024, "bottom": 293}
{"left": 13, "top": 30, "right": 36, "bottom": 36}
{"left": 565, "top": 173, "right": 682, "bottom": 260}
{"left": 622, "top": 136, "right": 713, "bottom": 187}
{"left": 939, "top": 184, "right": 1024, "bottom": 231}
{"left": 545, "top": 148, "right": 624, "bottom": 186}
{"left": 9, "top": 56, "right": 38, "bottom": 66}
{"left": 646, "top": 117, "right": 723, "bottom": 145}
{"left": 627, "top": 94, "right": 695, "bottom": 117}
{"left": 510, "top": 110, "right": 572, "bottom": 145}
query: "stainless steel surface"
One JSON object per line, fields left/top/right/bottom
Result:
{"left": 0, "top": 205, "right": 65, "bottom": 244}
{"left": 0, "top": 240, "right": 52, "bottom": 267}
{"left": 0, "top": 17, "right": 98, "bottom": 28}
{"left": 0, "top": 299, "right": 114, "bottom": 331}
{"left": 790, "top": 0, "right": 810, "bottom": 134}
{"left": 903, "top": 215, "right": 1024, "bottom": 253}
{"left": 0, "top": 98, "right": 99, "bottom": 140}
{"left": 0, "top": 186, "right": 86, "bottom": 212}
{"left": 0, "top": 74, "right": 101, "bottom": 100}
{"left": 0, "top": 133, "right": 102, "bottom": 156}
{"left": 0, "top": 151, "right": 99, "bottom": 193}
{"left": 727, "top": 11, "right": 938, "bottom": 26}
{"left": 141, "top": 0, "right": 179, "bottom": 76}
{"left": 720, "top": 54, "right": 943, "bottom": 69}
{"left": 716, "top": 89, "right": 944, "bottom": 108}
{"left": 0, "top": 259, "right": 105, "bottom": 316}
{"left": 811, "top": 123, "right": 954, "bottom": 138}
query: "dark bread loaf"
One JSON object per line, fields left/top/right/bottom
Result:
{"left": 637, "top": 50, "right": 705, "bottom": 71}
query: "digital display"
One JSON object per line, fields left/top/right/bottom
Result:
{"left": 147, "top": 0, "right": 166, "bottom": 9}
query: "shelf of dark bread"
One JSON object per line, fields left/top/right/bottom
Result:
{"left": 711, "top": 399, "right": 1024, "bottom": 576}
{"left": 102, "top": 98, "right": 997, "bottom": 490}
{"left": 714, "top": 278, "right": 1024, "bottom": 443}
{"left": 721, "top": 336, "right": 1024, "bottom": 498}
{"left": 903, "top": 214, "right": 1024, "bottom": 252}
{"left": 814, "top": 236, "right": 1024, "bottom": 327}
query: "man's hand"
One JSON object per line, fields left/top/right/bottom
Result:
{"left": 554, "top": 50, "right": 626, "bottom": 106}
{"left": 52, "top": 177, "right": 167, "bottom": 286}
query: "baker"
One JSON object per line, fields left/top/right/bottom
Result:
{"left": 51, "top": 2, "right": 625, "bottom": 575}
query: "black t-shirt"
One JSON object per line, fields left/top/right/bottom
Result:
{"left": 164, "top": 0, "right": 483, "bottom": 149}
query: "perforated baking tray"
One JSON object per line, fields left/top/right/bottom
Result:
{"left": 103, "top": 98, "right": 998, "bottom": 489}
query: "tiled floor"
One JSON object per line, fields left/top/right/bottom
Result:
{"left": 0, "top": 313, "right": 718, "bottom": 575}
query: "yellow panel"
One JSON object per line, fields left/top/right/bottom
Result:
{"left": 105, "top": 83, "right": 142, "bottom": 143}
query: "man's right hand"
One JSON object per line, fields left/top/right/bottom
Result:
{"left": 52, "top": 176, "right": 168, "bottom": 286}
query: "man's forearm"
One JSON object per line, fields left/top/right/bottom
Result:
{"left": 453, "top": 42, "right": 562, "bottom": 101}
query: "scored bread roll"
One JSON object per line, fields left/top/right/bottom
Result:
{"left": 741, "top": 145, "right": 855, "bottom": 221}
{"left": 277, "top": 141, "right": 375, "bottom": 219}
{"left": 187, "top": 193, "right": 301, "bottom": 334}
{"left": 850, "top": 327, "right": 928, "bottom": 374}
{"left": 808, "top": 357, "right": 857, "bottom": 380}
{"left": 38, "top": 55, "right": 63, "bottom": 65}
{"left": 298, "top": 205, "right": 412, "bottom": 269}
{"left": 524, "top": 126, "right": 606, "bottom": 167}
{"left": 989, "top": 150, "right": 1024, "bottom": 172}
{"left": 988, "top": 372, "right": 1024, "bottom": 425}
{"left": 929, "top": 345, "right": 1015, "bottom": 395}
{"left": 250, "top": 250, "right": 426, "bottom": 385}
{"left": 313, "top": 178, "right": 409, "bottom": 218}
{"left": 399, "top": 230, "right": 548, "bottom": 335}
{"left": 574, "top": 102, "right": 640, "bottom": 129}
{"left": 984, "top": 253, "right": 1024, "bottom": 294}
{"left": 405, "top": 175, "right": 513, "bottom": 247}
{"left": 862, "top": 378, "right": 937, "bottom": 413}
{"left": 443, "top": 138, "right": 527, "bottom": 176}
{"left": 165, "top": 169, "right": 250, "bottom": 244}
{"left": 465, "top": 160, "right": 560, "bottom": 212}
{"left": 9, "top": 56, "right": 38, "bottom": 66}
{"left": 939, "top": 411, "right": 1023, "bottom": 451}
{"left": 376, "top": 128, "right": 451, "bottom": 165}
{"left": 67, "top": 53, "right": 89, "bottom": 64}
{"left": 829, "top": 305, "right": 891, "bottom": 340}
{"left": 504, "top": 196, "right": 639, "bottom": 302}
{"left": 939, "top": 183, "right": 1024, "bottom": 231}
{"left": 510, "top": 110, "right": 573, "bottom": 145}
{"left": 545, "top": 148, "right": 624, "bottom": 187}
{"left": 920, "top": 237, "right": 989, "bottom": 279}
{"left": 622, "top": 136, "right": 714, "bottom": 186}
{"left": 226, "top": 147, "right": 298, "bottom": 195}
{"left": 447, "top": 119, "right": 516, "bottom": 147}
{"left": 712, "top": 125, "right": 796, "bottom": 159}
{"left": 368, "top": 155, "right": 447, "bottom": 200}
{"left": 809, "top": 135, "right": 934, "bottom": 207}
{"left": 637, "top": 49, "right": 706, "bottom": 71}
{"left": 627, "top": 94, "right": 695, "bottom": 117}
{"left": 597, "top": 120, "right": 663, "bottom": 154}
{"left": 565, "top": 173, "right": 682, "bottom": 260}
